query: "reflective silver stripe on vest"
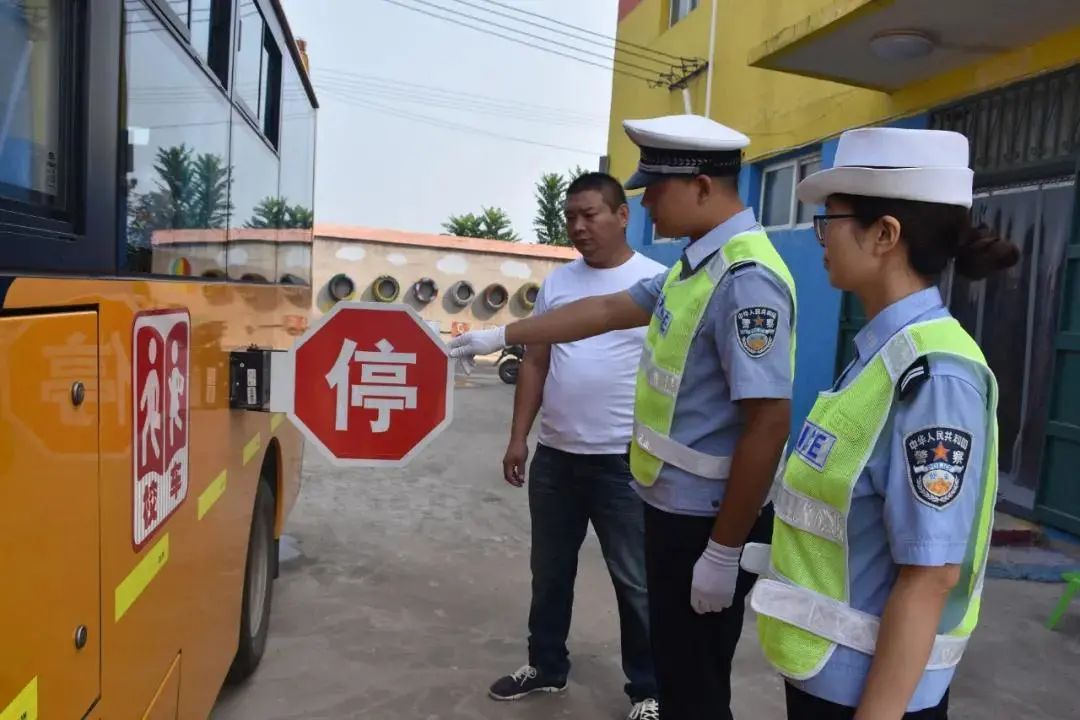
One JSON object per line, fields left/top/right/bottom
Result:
{"left": 639, "top": 352, "right": 682, "bottom": 397}
{"left": 633, "top": 423, "right": 732, "bottom": 480}
{"left": 774, "top": 483, "right": 846, "bottom": 545}
{"left": 750, "top": 578, "right": 968, "bottom": 670}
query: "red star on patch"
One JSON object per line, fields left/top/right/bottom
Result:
{"left": 754, "top": 317, "right": 765, "bottom": 326}
{"left": 933, "top": 442, "right": 949, "bottom": 461}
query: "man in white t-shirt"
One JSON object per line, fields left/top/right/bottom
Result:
{"left": 487, "top": 173, "right": 665, "bottom": 720}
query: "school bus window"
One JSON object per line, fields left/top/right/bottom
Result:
{"left": 189, "top": 0, "right": 232, "bottom": 88}
{"left": 227, "top": 110, "right": 279, "bottom": 281}
{"left": 276, "top": 60, "right": 316, "bottom": 285}
{"left": 234, "top": 1, "right": 264, "bottom": 123}
{"left": 234, "top": 0, "right": 282, "bottom": 149}
{"left": 123, "top": 0, "right": 231, "bottom": 275}
{"left": 0, "top": 0, "right": 68, "bottom": 212}
{"left": 261, "top": 28, "right": 282, "bottom": 147}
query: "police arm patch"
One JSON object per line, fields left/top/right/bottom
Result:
{"left": 904, "top": 427, "right": 972, "bottom": 509}
{"left": 735, "top": 306, "right": 779, "bottom": 358}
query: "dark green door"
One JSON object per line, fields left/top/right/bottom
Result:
{"left": 835, "top": 292, "right": 865, "bottom": 378}
{"left": 1036, "top": 178, "right": 1080, "bottom": 534}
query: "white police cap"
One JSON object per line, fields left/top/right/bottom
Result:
{"left": 622, "top": 114, "right": 750, "bottom": 190}
{"left": 796, "top": 127, "right": 974, "bottom": 208}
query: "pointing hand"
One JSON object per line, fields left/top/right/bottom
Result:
{"left": 448, "top": 327, "right": 507, "bottom": 360}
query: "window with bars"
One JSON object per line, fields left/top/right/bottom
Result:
{"left": 930, "top": 64, "right": 1080, "bottom": 180}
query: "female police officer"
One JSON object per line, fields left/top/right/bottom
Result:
{"left": 451, "top": 114, "right": 796, "bottom": 720}
{"left": 746, "top": 127, "right": 1018, "bottom": 719}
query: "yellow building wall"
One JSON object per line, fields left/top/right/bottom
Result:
{"left": 608, "top": 0, "right": 1080, "bottom": 179}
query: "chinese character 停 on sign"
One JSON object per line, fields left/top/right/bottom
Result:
{"left": 326, "top": 338, "right": 418, "bottom": 433}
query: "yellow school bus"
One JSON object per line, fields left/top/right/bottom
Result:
{"left": 0, "top": 0, "right": 316, "bottom": 716}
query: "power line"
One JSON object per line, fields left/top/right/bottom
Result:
{"left": 128, "top": 77, "right": 604, "bottom": 127}
{"left": 314, "top": 82, "right": 591, "bottom": 127}
{"left": 377, "top": 0, "right": 656, "bottom": 84}
{"left": 319, "top": 93, "right": 601, "bottom": 156}
{"left": 313, "top": 67, "right": 607, "bottom": 123}
{"left": 471, "top": 0, "right": 689, "bottom": 63}
{"left": 437, "top": 0, "right": 674, "bottom": 68}
{"left": 313, "top": 81, "right": 601, "bottom": 129}
{"left": 311, "top": 74, "right": 602, "bottom": 127}
{"left": 395, "top": 0, "right": 662, "bottom": 77}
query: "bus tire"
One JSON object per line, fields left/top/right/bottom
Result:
{"left": 227, "top": 478, "right": 276, "bottom": 684}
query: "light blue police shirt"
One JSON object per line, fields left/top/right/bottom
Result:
{"left": 791, "top": 286, "right": 990, "bottom": 711}
{"left": 627, "top": 208, "right": 794, "bottom": 517}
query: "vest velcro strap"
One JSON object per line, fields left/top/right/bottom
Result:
{"left": 882, "top": 328, "right": 919, "bottom": 383}
{"left": 740, "top": 542, "right": 771, "bottom": 574}
{"left": 639, "top": 352, "right": 681, "bottom": 397}
{"left": 775, "top": 484, "right": 845, "bottom": 545}
{"left": 634, "top": 423, "right": 732, "bottom": 480}
{"left": 751, "top": 579, "right": 969, "bottom": 670}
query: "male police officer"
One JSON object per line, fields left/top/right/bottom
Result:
{"left": 451, "top": 114, "right": 795, "bottom": 719}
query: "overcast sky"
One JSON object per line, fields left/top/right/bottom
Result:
{"left": 279, "top": 0, "right": 619, "bottom": 243}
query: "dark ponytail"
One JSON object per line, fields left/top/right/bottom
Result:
{"left": 834, "top": 194, "right": 1020, "bottom": 280}
{"left": 953, "top": 222, "right": 1021, "bottom": 280}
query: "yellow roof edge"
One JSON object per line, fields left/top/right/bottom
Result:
{"left": 747, "top": 0, "right": 895, "bottom": 69}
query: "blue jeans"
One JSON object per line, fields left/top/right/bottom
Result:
{"left": 527, "top": 443, "right": 657, "bottom": 703}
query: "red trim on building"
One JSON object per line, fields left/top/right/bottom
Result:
{"left": 618, "top": 0, "right": 646, "bottom": 22}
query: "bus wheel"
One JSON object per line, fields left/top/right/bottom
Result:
{"left": 227, "top": 478, "right": 275, "bottom": 683}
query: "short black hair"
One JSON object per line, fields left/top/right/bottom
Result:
{"left": 710, "top": 174, "right": 739, "bottom": 192}
{"left": 567, "top": 172, "right": 628, "bottom": 212}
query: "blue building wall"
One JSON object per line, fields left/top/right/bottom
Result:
{"left": 623, "top": 112, "right": 929, "bottom": 442}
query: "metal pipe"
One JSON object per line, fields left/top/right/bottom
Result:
{"left": 682, "top": 87, "right": 692, "bottom": 114}
{"left": 705, "top": 0, "right": 718, "bottom": 117}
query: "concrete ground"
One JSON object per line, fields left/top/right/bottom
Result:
{"left": 214, "top": 366, "right": 1080, "bottom": 720}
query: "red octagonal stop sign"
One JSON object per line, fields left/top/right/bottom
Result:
{"left": 280, "top": 302, "right": 453, "bottom": 466}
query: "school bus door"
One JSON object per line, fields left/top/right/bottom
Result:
{"left": 0, "top": 311, "right": 101, "bottom": 717}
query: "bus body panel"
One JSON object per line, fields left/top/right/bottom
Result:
{"left": 0, "top": 310, "right": 102, "bottom": 719}
{"left": 1, "top": 275, "right": 307, "bottom": 717}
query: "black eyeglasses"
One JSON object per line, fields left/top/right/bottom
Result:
{"left": 812, "top": 214, "right": 857, "bottom": 243}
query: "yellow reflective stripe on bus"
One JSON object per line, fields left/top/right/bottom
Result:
{"left": 0, "top": 677, "right": 37, "bottom": 720}
{"left": 270, "top": 412, "right": 285, "bottom": 431}
{"left": 198, "top": 470, "right": 227, "bottom": 520}
{"left": 115, "top": 535, "right": 170, "bottom": 622}
{"left": 243, "top": 433, "right": 261, "bottom": 466}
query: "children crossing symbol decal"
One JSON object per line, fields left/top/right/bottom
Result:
{"left": 133, "top": 309, "right": 190, "bottom": 549}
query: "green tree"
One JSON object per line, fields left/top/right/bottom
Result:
{"left": 442, "top": 207, "right": 519, "bottom": 241}
{"left": 478, "top": 206, "right": 519, "bottom": 241}
{"left": 154, "top": 144, "right": 196, "bottom": 229}
{"left": 244, "top": 197, "right": 314, "bottom": 229}
{"left": 245, "top": 197, "right": 289, "bottom": 228}
{"left": 533, "top": 172, "right": 568, "bottom": 246}
{"left": 442, "top": 212, "right": 485, "bottom": 238}
{"left": 189, "top": 152, "right": 231, "bottom": 229}
{"left": 286, "top": 204, "right": 314, "bottom": 229}
{"left": 126, "top": 144, "right": 233, "bottom": 247}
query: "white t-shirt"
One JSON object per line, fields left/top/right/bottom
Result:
{"left": 533, "top": 252, "right": 667, "bottom": 455}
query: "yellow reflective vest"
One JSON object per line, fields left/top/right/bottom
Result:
{"left": 630, "top": 229, "right": 797, "bottom": 487}
{"left": 751, "top": 317, "right": 998, "bottom": 678}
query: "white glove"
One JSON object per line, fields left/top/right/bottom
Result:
{"left": 447, "top": 326, "right": 507, "bottom": 359}
{"left": 690, "top": 541, "right": 742, "bottom": 614}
